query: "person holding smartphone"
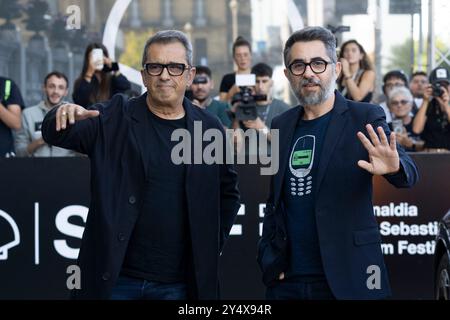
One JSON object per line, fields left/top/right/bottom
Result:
{"left": 73, "top": 43, "right": 131, "bottom": 107}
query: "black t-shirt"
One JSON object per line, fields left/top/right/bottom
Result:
{"left": 122, "top": 109, "right": 188, "bottom": 283}
{"left": 0, "top": 77, "right": 25, "bottom": 157}
{"left": 282, "top": 111, "right": 332, "bottom": 278}
{"left": 422, "top": 99, "right": 450, "bottom": 150}
{"left": 219, "top": 73, "right": 236, "bottom": 93}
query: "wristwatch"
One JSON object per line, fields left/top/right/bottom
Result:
{"left": 261, "top": 126, "right": 269, "bottom": 135}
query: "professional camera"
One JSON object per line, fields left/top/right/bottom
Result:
{"left": 231, "top": 74, "right": 267, "bottom": 121}
{"left": 429, "top": 67, "right": 450, "bottom": 98}
{"left": 432, "top": 82, "right": 444, "bottom": 98}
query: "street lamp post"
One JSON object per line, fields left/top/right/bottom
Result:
{"left": 229, "top": 0, "right": 239, "bottom": 41}
{"left": 427, "top": 0, "right": 435, "bottom": 72}
{"left": 184, "top": 22, "right": 193, "bottom": 43}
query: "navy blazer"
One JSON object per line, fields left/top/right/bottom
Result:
{"left": 257, "top": 91, "right": 419, "bottom": 300}
{"left": 42, "top": 93, "right": 240, "bottom": 299}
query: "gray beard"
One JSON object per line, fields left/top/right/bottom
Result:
{"left": 295, "top": 74, "right": 336, "bottom": 107}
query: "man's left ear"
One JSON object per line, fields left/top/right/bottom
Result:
{"left": 140, "top": 69, "right": 148, "bottom": 86}
{"left": 335, "top": 61, "right": 342, "bottom": 78}
{"left": 188, "top": 67, "right": 196, "bottom": 86}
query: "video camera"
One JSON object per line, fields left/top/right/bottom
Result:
{"left": 231, "top": 74, "right": 267, "bottom": 121}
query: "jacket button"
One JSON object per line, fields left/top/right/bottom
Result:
{"left": 128, "top": 196, "right": 136, "bottom": 204}
{"left": 102, "top": 272, "right": 110, "bottom": 281}
{"left": 118, "top": 233, "right": 126, "bottom": 242}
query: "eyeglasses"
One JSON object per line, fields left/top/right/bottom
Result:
{"left": 287, "top": 59, "right": 333, "bottom": 76}
{"left": 144, "top": 63, "right": 190, "bottom": 76}
{"left": 390, "top": 99, "right": 411, "bottom": 107}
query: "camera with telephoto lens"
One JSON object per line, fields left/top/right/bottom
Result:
{"left": 231, "top": 74, "right": 267, "bottom": 121}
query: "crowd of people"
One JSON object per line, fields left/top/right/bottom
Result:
{"left": 1, "top": 33, "right": 449, "bottom": 158}
{"left": 0, "top": 43, "right": 132, "bottom": 158}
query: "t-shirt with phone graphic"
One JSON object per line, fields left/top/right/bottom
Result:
{"left": 289, "top": 137, "right": 315, "bottom": 197}
{"left": 282, "top": 111, "right": 331, "bottom": 278}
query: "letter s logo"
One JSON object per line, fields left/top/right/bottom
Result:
{"left": 54, "top": 206, "right": 88, "bottom": 259}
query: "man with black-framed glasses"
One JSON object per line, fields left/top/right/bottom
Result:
{"left": 257, "top": 26, "right": 418, "bottom": 300}
{"left": 42, "top": 30, "right": 240, "bottom": 300}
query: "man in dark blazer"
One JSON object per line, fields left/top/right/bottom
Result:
{"left": 257, "top": 27, "right": 418, "bottom": 300}
{"left": 42, "top": 30, "right": 240, "bottom": 300}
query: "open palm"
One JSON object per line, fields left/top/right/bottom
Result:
{"left": 357, "top": 124, "right": 400, "bottom": 176}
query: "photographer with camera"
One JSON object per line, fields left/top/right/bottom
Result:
{"left": 190, "top": 66, "right": 231, "bottom": 128}
{"left": 230, "top": 63, "right": 290, "bottom": 131}
{"left": 388, "top": 86, "right": 424, "bottom": 152}
{"left": 73, "top": 43, "right": 131, "bottom": 108}
{"left": 229, "top": 63, "right": 290, "bottom": 153}
{"left": 412, "top": 67, "right": 450, "bottom": 152}
{"left": 219, "top": 37, "right": 253, "bottom": 103}
{"left": 244, "top": 63, "right": 290, "bottom": 130}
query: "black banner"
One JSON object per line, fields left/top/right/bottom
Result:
{"left": 0, "top": 154, "right": 448, "bottom": 299}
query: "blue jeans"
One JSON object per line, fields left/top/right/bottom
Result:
{"left": 266, "top": 277, "right": 335, "bottom": 300}
{"left": 110, "top": 275, "right": 187, "bottom": 300}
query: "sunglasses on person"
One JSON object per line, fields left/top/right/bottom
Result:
{"left": 390, "top": 99, "right": 411, "bottom": 107}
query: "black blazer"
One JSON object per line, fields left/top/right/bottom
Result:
{"left": 257, "top": 91, "right": 419, "bottom": 299}
{"left": 42, "top": 93, "right": 240, "bottom": 299}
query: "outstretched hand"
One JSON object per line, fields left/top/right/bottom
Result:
{"left": 56, "top": 103, "right": 100, "bottom": 131}
{"left": 357, "top": 124, "right": 400, "bottom": 176}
